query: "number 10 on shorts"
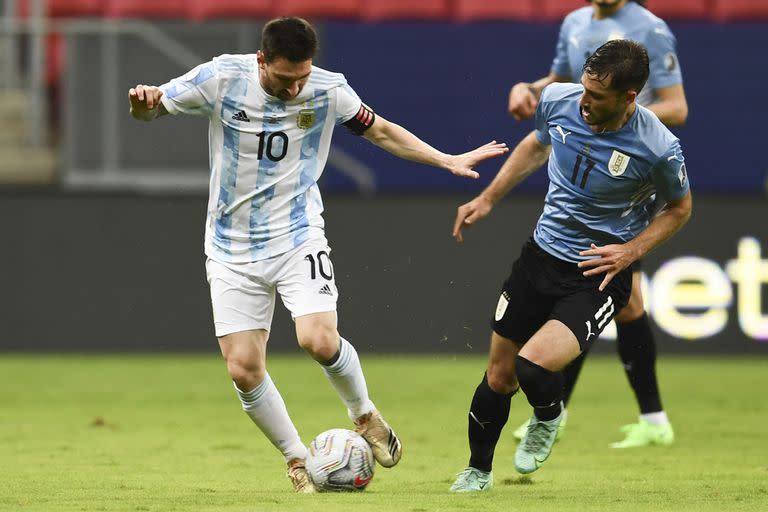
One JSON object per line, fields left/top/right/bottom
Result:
{"left": 305, "top": 251, "right": 334, "bottom": 280}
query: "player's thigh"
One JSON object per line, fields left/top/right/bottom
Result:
{"left": 518, "top": 319, "right": 580, "bottom": 372}
{"left": 206, "top": 258, "right": 277, "bottom": 338}
{"left": 275, "top": 238, "right": 339, "bottom": 320}
{"left": 493, "top": 241, "right": 556, "bottom": 346}
{"left": 614, "top": 271, "right": 645, "bottom": 323}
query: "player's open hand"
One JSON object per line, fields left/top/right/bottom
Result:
{"left": 447, "top": 141, "right": 508, "bottom": 179}
{"left": 577, "top": 243, "right": 638, "bottom": 291}
{"left": 508, "top": 83, "right": 538, "bottom": 121}
{"left": 128, "top": 84, "right": 164, "bottom": 120}
{"left": 453, "top": 194, "right": 494, "bottom": 243}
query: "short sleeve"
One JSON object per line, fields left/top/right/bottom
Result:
{"left": 550, "top": 17, "right": 573, "bottom": 79}
{"left": 534, "top": 86, "right": 554, "bottom": 146}
{"left": 644, "top": 23, "right": 683, "bottom": 91}
{"left": 159, "top": 61, "right": 218, "bottom": 117}
{"left": 652, "top": 140, "right": 690, "bottom": 203}
{"left": 335, "top": 83, "right": 363, "bottom": 125}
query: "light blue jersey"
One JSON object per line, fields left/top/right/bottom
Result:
{"left": 551, "top": 2, "right": 682, "bottom": 106}
{"left": 159, "top": 55, "right": 362, "bottom": 264}
{"left": 533, "top": 83, "right": 689, "bottom": 263}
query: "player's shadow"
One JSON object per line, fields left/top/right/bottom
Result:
{"left": 502, "top": 476, "right": 534, "bottom": 486}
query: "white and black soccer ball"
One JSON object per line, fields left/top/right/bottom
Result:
{"left": 306, "top": 428, "right": 375, "bottom": 492}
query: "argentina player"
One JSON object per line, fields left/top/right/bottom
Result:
{"left": 128, "top": 16, "right": 508, "bottom": 493}
{"left": 507, "top": 0, "right": 688, "bottom": 449}
{"left": 450, "top": 40, "right": 691, "bottom": 492}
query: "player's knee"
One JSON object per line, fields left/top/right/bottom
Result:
{"left": 515, "top": 355, "right": 563, "bottom": 406}
{"left": 486, "top": 360, "right": 518, "bottom": 394}
{"left": 226, "top": 358, "right": 265, "bottom": 391}
{"left": 297, "top": 324, "right": 339, "bottom": 360}
{"left": 615, "top": 293, "right": 645, "bottom": 323}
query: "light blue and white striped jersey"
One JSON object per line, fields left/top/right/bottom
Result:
{"left": 533, "top": 83, "right": 690, "bottom": 263}
{"left": 159, "top": 55, "right": 362, "bottom": 263}
{"left": 551, "top": 2, "right": 683, "bottom": 106}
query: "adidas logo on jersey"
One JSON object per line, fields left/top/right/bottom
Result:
{"left": 318, "top": 284, "right": 334, "bottom": 296}
{"left": 232, "top": 110, "right": 250, "bottom": 122}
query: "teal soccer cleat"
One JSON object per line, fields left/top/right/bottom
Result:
{"left": 513, "top": 408, "right": 567, "bottom": 442}
{"left": 449, "top": 467, "right": 493, "bottom": 493}
{"left": 514, "top": 406, "right": 565, "bottom": 474}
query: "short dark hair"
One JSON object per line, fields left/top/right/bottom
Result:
{"left": 582, "top": 39, "right": 649, "bottom": 94}
{"left": 261, "top": 17, "right": 318, "bottom": 63}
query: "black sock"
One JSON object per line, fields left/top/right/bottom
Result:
{"left": 516, "top": 355, "right": 563, "bottom": 422}
{"left": 616, "top": 313, "right": 662, "bottom": 414}
{"left": 467, "top": 373, "right": 516, "bottom": 472}
{"left": 561, "top": 349, "right": 589, "bottom": 407}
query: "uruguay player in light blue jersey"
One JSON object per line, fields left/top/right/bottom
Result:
{"left": 450, "top": 40, "right": 691, "bottom": 492}
{"left": 507, "top": 0, "right": 689, "bottom": 450}
{"left": 127, "top": 17, "right": 508, "bottom": 493}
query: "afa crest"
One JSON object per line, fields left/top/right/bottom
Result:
{"left": 297, "top": 109, "right": 315, "bottom": 129}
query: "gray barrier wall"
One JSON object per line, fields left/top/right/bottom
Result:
{"left": 2, "top": 193, "right": 766, "bottom": 354}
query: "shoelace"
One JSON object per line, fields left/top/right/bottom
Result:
{"left": 524, "top": 420, "right": 557, "bottom": 451}
{"left": 455, "top": 468, "right": 482, "bottom": 485}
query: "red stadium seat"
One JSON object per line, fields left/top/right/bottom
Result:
{"left": 646, "top": 0, "right": 710, "bottom": 20}
{"left": 454, "top": 0, "right": 535, "bottom": 22}
{"left": 189, "top": 0, "right": 273, "bottom": 21}
{"left": 541, "top": 0, "right": 586, "bottom": 22}
{"left": 362, "top": 0, "right": 449, "bottom": 21}
{"left": 45, "top": 34, "right": 65, "bottom": 86}
{"left": 277, "top": 0, "right": 361, "bottom": 19}
{"left": 17, "top": 0, "right": 103, "bottom": 17}
{"left": 712, "top": 0, "right": 768, "bottom": 21}
{"left": 105, "top": 0, "right": 187, "bottom": 19}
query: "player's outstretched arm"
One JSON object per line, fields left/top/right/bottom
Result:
{"left": 128, "top": 84, "right": 168, "bottom": 122}
{"left": 508, "top": 72, "right": 564, "bottom": 121}
{"left": 362, "top": 115, "right": 508, "bottom": 179}
{"left": 647, "top": 84, "right": 689, "bottom": 127}
{"left": 453, "top": 131, "right": 550, "bottom": 243}
{"left": 578, "top": 191, "right": 693, "bottom": 291}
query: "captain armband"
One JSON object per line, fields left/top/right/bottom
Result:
{"left": 342, "top": 104, "right": 376, "bottom": 135}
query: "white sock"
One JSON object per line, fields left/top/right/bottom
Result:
{"left": 321, "top": 338, "right": 374, "bottom": 421}
{"left": 640, "top": 411, "right": 670, "bottom": 426}
{"left": 235, "top": 373, "right": 307, "bottom": 462}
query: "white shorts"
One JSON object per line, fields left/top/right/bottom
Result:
{"left": 206, "top": 238, "right": 338, "bottom": 337}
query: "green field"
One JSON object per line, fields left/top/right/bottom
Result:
{"left": 1, "top": 354, "right": 766, "bottom": 511}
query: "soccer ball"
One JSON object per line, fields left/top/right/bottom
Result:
{"left": 306, "top": 428, "right": 375, "bottom": 492}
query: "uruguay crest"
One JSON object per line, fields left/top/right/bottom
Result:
{"left": 297, "top": 109, "right": 315, "bottom": 129}
{"left": 608, "top": 150, "right": 630, "bottom": 177}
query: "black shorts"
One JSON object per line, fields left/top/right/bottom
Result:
{"left": 492, "top": 238, "right": 632, "bottom": 351}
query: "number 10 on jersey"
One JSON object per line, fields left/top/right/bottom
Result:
{"left": 256, "top": 131, "right": 288, "bottom": 162}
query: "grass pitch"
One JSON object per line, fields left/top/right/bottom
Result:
{"left": 1, "top": 353, "right": 766, "bottom": 512}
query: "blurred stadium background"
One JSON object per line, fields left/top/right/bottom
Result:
{"left": 2, "top": 2, "right": 768, "bottom": 511}
{"left": 1, "top": 0, "right": 766, "bottom": 356}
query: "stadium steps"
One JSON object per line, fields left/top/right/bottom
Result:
{"left": 0, "top": 89, "right": 57, "bottom": 184}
